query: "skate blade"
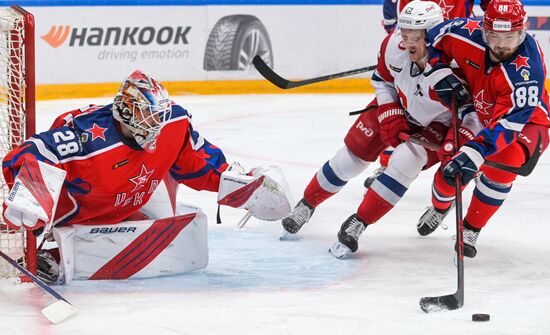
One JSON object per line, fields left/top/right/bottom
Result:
{"left": 279, "top": 231, "right": 301, "bottom": 241}
{"left": 329, "top": 242, "right": 352, "bottom": 258}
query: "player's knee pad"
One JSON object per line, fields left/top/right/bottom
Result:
{"left": 52, "top": 204, "right": 208, "bottom": 282}
{"left": 387, "top": 142, "right": 428, "bottom": 183}
{"left": 316, "top": 146, "right": 370, "bottom": 193}
{"left": 365, "top": 143, "right": 425, "bottom": 206}
{"left": 329, "top": 146, "right": 370, "bottom": 180}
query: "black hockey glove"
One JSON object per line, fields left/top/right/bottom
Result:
{"left": 425, "top": 64, "right": 470, "bottom": 107}
{"left": 443, "top": 145, "right": 485, "bottom": 185}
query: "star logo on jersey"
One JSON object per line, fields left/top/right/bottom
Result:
{"left": 437, "top": 0, "right": 455, "bottom": 19}
{"left": 462, "top": 19, "right": 481, "bottom": 35}
{"left": 510, "top": 55, "right": 530, "bottom": 71}
{"left": 129, "top": 164, "right": 155, "bottom": 193}
{"left": 474, "top": 90, "right": 494, "bottom": 115}
{"left": 86, "top": 123, "right": 107, "bottom": 141}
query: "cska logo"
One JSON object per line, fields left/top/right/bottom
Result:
{"left": 41, "top": 25, "right": 71, "bottom": 48}
{"left": 129, "top": 164, "right": 155, "bottom": 193}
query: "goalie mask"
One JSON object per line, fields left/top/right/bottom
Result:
{"left": 113, "top": 70, "right": 172, "bottom": 152}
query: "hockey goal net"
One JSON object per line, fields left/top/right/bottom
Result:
{"left": 0, "top": 5, "right": 36, "bottom": 279}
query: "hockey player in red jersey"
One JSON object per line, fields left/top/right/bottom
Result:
{"left": 280, "top": 1, "right": 476, "bottom": 257}
{"left": 368, "top": 0, "right": 490, "bottom": 188}
{"left": 2, "top": 70, "right": 292, "bottom": 282}
{"left": 418, "top": 0, "right": 550, "bottom": 257}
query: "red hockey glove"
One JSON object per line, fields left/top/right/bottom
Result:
{"left": 377, "top": 102, "right": 410, "bottom": 147}
{"left": 438, "top": 126, "right": 475, "bottom": 163}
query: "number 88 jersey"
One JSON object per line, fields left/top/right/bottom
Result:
{"left": 427, "top": 18, "right": 550, "bottom": 156}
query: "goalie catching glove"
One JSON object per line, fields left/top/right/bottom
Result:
{"left": 217, "top": 164, "right": 293, "bottom": 221}
{"left": 3, "top": 157, "right": 66, "bottom": 231}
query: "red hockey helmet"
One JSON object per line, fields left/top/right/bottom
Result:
{"left": 483, "top": 0, "right": 527, "bottom": 32}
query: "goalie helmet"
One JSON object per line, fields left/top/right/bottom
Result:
{"left": 398, "top": 0, "right": 444, "bottom": 31}
{"left": 113, "top": 70, "right": 172, "bottom": 152}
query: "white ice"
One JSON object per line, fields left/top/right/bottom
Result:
{"left": 1, "top": 94, "right": 549, "bottom": 334}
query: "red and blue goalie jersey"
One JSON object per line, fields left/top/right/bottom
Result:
{"left": 427, "top": 18, "right": 550, "bottom": 157}
{"left": 2, "top": 103, "right": 228, "bottom": 226}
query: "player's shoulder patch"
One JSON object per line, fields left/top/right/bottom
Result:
{"left": 170, "top": 103, "right": 192, "bottom": 120}
{"left": 71, "top": 105, "right": 114, "bottom": 132}
{"left": 502, "top": 36, "right": 545, "bottom": 86}
{"left": 429, "top": 18, "right": 481, "bottom": 45}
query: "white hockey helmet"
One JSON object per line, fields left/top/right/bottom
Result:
{"left": 113, "top": 70, "right": 172, "bottom": 152}
{"left": 398, "top": 0, "right": 444, "bottom": 31}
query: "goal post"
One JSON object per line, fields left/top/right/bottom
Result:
{"left": 0, "top": 5, "right": 36, "bottom": 279}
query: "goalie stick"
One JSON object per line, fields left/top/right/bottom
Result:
{"left": 253, "top": 55, "right": 376, "bottom": 89}
{"left": 398, "top": 133, "right": 541, "bottom": 177}
{"left": 0, "top": 250, "right": 78, "bottom": 323}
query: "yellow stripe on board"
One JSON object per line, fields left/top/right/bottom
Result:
{"left": 36, "top": 78, "right": 374, "bottom": 100}
{"left": 36, "top": 78, "right": 550, "bottom": 100}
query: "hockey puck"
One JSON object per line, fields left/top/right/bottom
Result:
{"left": 472, "top": 313, "right": 490, "bottom": 322}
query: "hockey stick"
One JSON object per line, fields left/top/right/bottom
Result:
{"left": 0, "top": 250, "right": 78, "bottom": 323}
{"left": 253, "top": 55, "right": 376, "bottom": 89}
{"left": 237, "top": 210, "right": 253, "bottom": 229}
{"left": 423, "top": 97, "right": 465, "bottom": 312}
{"left": 398, "top": 133, "right": 541, "bottom": 177}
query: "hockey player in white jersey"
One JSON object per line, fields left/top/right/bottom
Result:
{"left": 281, "top": 1, "right": 482, "bottom": 257}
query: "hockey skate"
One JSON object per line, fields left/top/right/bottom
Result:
{"left": 416, "top": 204, "right": 453, "bottom": 236}
{"left": 329, "top": 214, "right": 367, "bottom": 258}
{"left": 462, "top": 227, "right": 480, "bottom": 258}
{"left": 363, "top": 166, "right": 386, "bottom": 188}
{"left": 37, "top": 250, "right": 63, "bottom": 285}
{"left": 280, "top": 198, "right": 315, "bottom": 239}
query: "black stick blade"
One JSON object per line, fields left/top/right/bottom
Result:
{"left": 420, "top": 294, "right": 463, "bottom": 313}
{"left": 253, "top": 55, "right": 291, "bottom": 89}
{"left": 484, "top": 132, "right": 542, "bottom": 177}
{"left": 253, "top": 55, "right": 377, "bottom": 89}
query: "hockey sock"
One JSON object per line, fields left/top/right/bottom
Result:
{"left": 357, "top": 189, "right": 394, "bottom": 224}
{"left": 464, "top": 174, "right": 512, "bottom": 229}
{"left": 303, "top": 175, "right": 336, "bottom": 207}
{"left": 379, "top": 149, "right": 393, "bottom": 167}
{"left": 305, "top": 147, "right": 369, "bottom": 207}
{"left": 431, "top": 168, "right": 458, "bottom": 212}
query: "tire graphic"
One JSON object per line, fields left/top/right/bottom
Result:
{"left": 204, "top": 15, "right": 273, "bottom": 71}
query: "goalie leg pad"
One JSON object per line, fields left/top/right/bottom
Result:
{"left": 53, "top": 205, "right": 208, "bottom": 282}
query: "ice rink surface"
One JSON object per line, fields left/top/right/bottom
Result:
{"left": 1, "top": 94, "right": 549, "bottom": 334}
